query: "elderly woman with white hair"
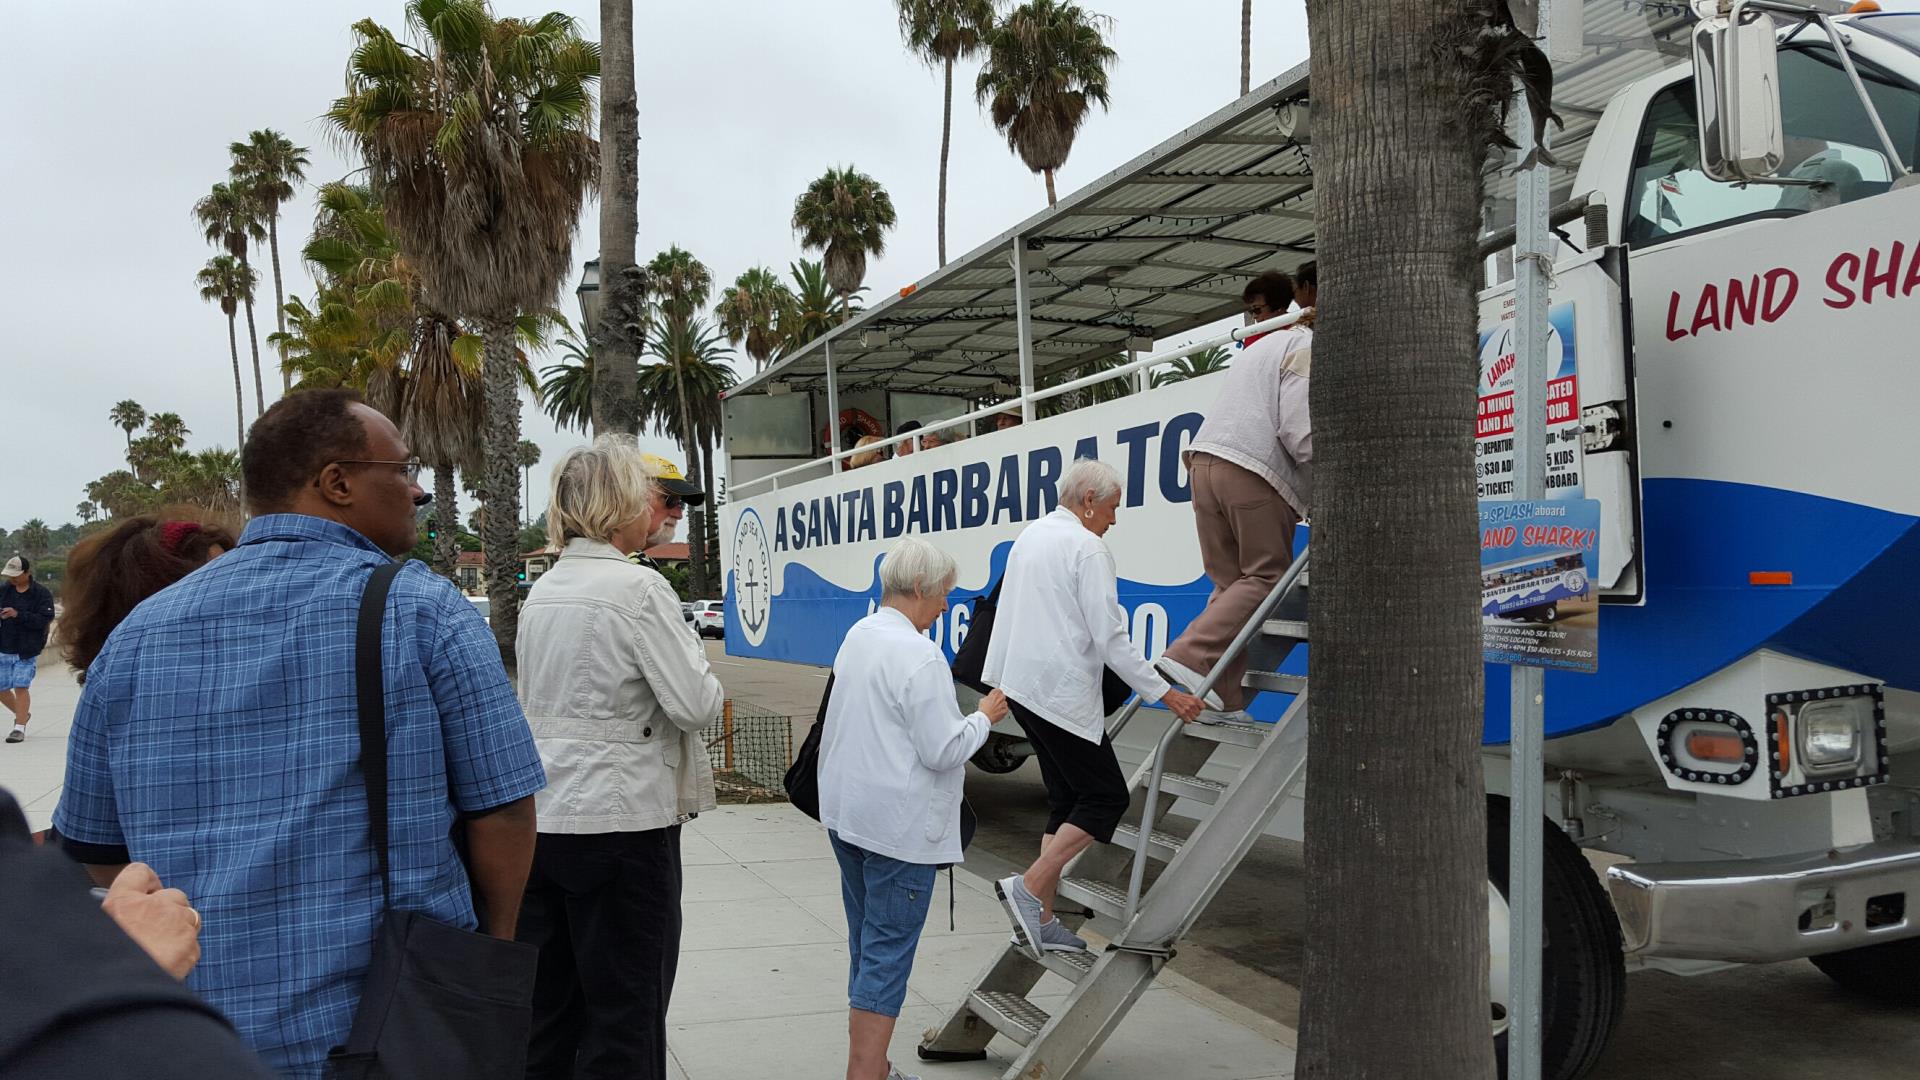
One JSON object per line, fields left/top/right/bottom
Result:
{"left": 819, "top": 537, "right": 1008, "bottom": 1080}
{"left": 515, "top": 435, "right": 725, "bottom": 1080}
{"left": 981, "top": 457, "right": 1205, "bottom": 960}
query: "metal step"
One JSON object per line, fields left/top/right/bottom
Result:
{"left": 969, "top": 989, "right": 1052, "bottom": 1046}
{"left": 1038, "top": 945, "right": 1099, "bottom": 983}
{"left": 1181, "top": 716, "right": 1268, "bottom": 749}
{"left": 1058, "top": 876, "right": 1129, "bottom": 920}
{"left": 1160, "top": 770, "right": 1228, "bottom": 805}
{"left": 1111, "top": 822, "right": 1184, "bottom": 861}
{"left": 1243, "top": 671, "right": 1308, "bottom": 695}
{"left": 1261, "top": 618, "right": 1309, "bottom": 640}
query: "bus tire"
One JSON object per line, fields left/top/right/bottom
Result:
{"left": 1810, "top": 939, "right": 1920, "bottom": 1004}
{"left": 970, "top": 734, "right": 1027, "bottom": 774}
{"left": 1487, "top": 796, "right": 1626, "bottom": 1080}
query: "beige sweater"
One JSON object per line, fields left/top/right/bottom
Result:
{"left": 1184, "top": 327, "right": 1314, "bottom": 516}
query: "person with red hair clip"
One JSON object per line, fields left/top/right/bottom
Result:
{"left": 56, "top": 514, "right": 238, "bottom": 682}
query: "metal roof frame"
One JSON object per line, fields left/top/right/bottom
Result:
{"left": 725, "top": 0, "right": 1701, "bottom": 403}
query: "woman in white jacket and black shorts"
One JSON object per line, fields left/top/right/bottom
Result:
{"left": 819, "top": 538, "right": 1008, "bottom": 1080}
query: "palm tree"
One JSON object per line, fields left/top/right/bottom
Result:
{"left": 16, "top": 520, "right": 50, "bottom": 559}
{"left": 1240, "top": 0, "right": 1253, "bottom": 96}
{"left": 146, "top": 412, "right": 190, "bottom": 452}
{"left": 109, "top": 401, "right": 147, "bottom": 449}
{"left": 86, "top": 471, "right": 157, "bottom": 520}
{"left": 792, "top": 167, "right": 897, "bottom": 312}
{"left": 193, "top": 181, "right": 270, "bottom": 417}
{"left": 592, "top": 0, "right": 644, "bottom": 438}
{"left": 976, "top": 0, "right": 1116, "bottom": 206}
{"left": 896, "top": 0, "right": 997, "bottom": 267}
{"left": 776, "top": 259, "right": 864, "bottom": 357}
{"left": 646, "top": 246, "right": 712, "bottom": 321}
{"left": 329, "top": 2, "right": 600, "bottom": 657}
{"left": 539, "top": 337, "right": 594, "bottom": 433}
{"left": 76, "top": 501, "right": 98, "bottom": 525}
{"left": 230, "top": 129, "right": 311, "bottom": 391}
{"left": 1149, "top": 344, "right": 1231, "bottom": 386}
{"left": 197, "top": 254, "right": 259, "bottom": 453}
{"left": 716, "top": 266, "right": 794, "bottom": 373}
{"left": 515, "top": 439, "right": 542, "bottom": 527}
{"left": 163, "top": 449, "right": 244, "bottom": 516}
{"left": 1038, "top": 351, "right": 1135, "bottom": 416}
{"left": 641, "top": 310, "right": 736, "bottom": 596}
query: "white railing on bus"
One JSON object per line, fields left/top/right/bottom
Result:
{"left": 730, "top": 308, "right": 1310, "bottom": 499}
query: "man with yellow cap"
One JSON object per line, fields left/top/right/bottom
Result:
{"left": 628, "top": 454, "right": 706, "bottom": 571}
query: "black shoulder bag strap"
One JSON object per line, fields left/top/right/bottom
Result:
{"left": 355, "top": 561, "right": 406, "bottom": 909}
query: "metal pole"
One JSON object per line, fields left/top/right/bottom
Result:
{"left": 1507, "top": 72, "right": 1554, "bottom": 1080}
{"left": 1012, "top": 238, "right": 1037, "bottom": 422}
{"left": 824, "top": 337, "right": 842, "bottom": 474}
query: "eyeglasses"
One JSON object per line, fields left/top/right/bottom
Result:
{"left": 334, "top": 459, "right": 424, "bottom": 483}
{"left": 662, "top": 493, "right": 686, "bottom": 510}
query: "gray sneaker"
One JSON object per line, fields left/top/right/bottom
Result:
{"left": 1034, "top": 917, "right": 1088, "bottom": 953}
{"left": 996, "top": 875, "right": 1047, "bottom": 962}
{"left": 1154, "top": 657, "right": 1225, "bottom": 711}
{"left": 886, "top": 1066, "right": 922, "bottom": 1080}
{"left": 1195, "top": 708, "right": 1255, "bottom": 728}
{"left": 5, "top": 726, "right": 23, "bottom": 744}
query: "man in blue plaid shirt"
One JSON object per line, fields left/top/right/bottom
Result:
{"left": 54, "top": 390, "right": 545, "bottom": 1077}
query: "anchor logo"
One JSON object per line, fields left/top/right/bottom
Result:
{"left": 733, "top": 508, "right": 773, "bottom": 647}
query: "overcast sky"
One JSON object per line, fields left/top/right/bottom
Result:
{"left": 3, "top": 0, "right": 1312, "bottom": 531}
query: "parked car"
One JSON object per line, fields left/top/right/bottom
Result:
{"left": 468, "top": 595, "right": 490, "bottom": 625}
{"left": 681, "top": 601, "right": 695, "bottom": 624}
{"left": 690, "top": 600, "right": 724, "bottom": 639}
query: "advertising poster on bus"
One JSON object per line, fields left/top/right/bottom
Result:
{"left": 1477, "top": 300, "right": 1584, "bottom": 500}
{"left": 1481, "top": 498, "right": 1602, "bottom": 672}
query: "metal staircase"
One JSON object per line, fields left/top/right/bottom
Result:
{"left": 920, "top": 550, "right": 1312, "bottom": 1078}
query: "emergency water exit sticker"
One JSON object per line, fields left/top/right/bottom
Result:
{"left": 1481, "top": 499, "right": 1601, "bottom": 673}
{"left": 1476, "top": 301, "right": 1583, "bottom": 501}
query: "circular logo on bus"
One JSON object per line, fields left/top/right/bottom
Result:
{"left": 732, "top": 508, "right": 773, "bottom": 647}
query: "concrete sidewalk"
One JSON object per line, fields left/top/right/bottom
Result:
{"left": 2, "top": 666, "right": 1296, "bottom": 1079}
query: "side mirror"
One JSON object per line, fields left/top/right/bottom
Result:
{"left": 1693, "top": 9, "right": 1786, "bottom": 182}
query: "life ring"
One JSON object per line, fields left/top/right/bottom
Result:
{"left": 823, "top": 407, "right": 884, "bottom": 452}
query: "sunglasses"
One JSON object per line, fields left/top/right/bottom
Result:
{"left": 662, "top": 493, "right": 685, "bottom": 510}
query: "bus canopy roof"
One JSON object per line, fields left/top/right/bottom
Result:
{"left": 725, "top": 0, "right": 1698, "bottom": 403}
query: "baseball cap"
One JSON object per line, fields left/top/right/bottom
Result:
{"left": 2, "top": 556, "right": 26, "bottom": 579}
{"left": 642, "top": 453, "right": 707, "bottom": 506}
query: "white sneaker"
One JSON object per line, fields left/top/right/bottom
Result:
{"left": 1153, "top": 657, "right": 1225, "bottom": 711}
{"left": 887, "top": 1065, "right": 923, "bottom": 1080}
{"left": 1195, "top": 709, "right": 1255, "bottom": 728}
{"left": 5, "top": 725, "right": 24, "bottom": 744}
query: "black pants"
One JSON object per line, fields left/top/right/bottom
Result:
{"left": 518, "top": 826, "right": 683, "bottom": 1080}
{"left": 1009, "top": 699, "right": 1129, "bottom": 843}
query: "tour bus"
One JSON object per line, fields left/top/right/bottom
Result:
{"left": 1483, "top": 552, "right": 1591, "bottom": 623}
{"left": 713, "top": 3, "right": 1920, "bottom": 1076}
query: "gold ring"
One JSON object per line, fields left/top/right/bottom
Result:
{"left": 189, "top": 908, "right": 202, "bottom": 930}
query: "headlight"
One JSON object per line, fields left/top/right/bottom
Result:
{"left": 1797, "top": 699, "right": 1865, "bottom": 774}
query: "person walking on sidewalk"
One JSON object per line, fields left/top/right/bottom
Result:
{"left": 819, "top": 538, "right": 1007, "bottom": 1080}
{"left": 1153, "top": 271, "right": 1313, "bottom": 723}
{"left": 981, "top": 459, "right": 1206, "bottom": 961}
{"left": 52, "top": 390, "right": 545, "bottom": 1077}
{"left": 515, "top": 436, "right": 724, "bottom": 1080}
{"left": 1, "top": 556, "right": 55, "bottom": 743}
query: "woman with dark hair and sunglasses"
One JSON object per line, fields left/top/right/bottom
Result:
{"left": 58, "top": 515, "right": 239, "bottom": 680}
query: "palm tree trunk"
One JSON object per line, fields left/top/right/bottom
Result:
{"left": 226, "top": 314, "right": 245, "bottom": 457}
{"left": 240, "top": 254, "right": 266, "bottom": 418}
{"left": 700, "top": 433, "right": 718, "bottom": 582}
{"left": 671, "top": 358, "right": 708, "bottom": 598}
{"left": 432, "top": 463, "right": 460, "bottom": 580}
{"left": 480, "top": 323, "right": 526, "bottom": 662}
{"left": 592, "top": 0, "right": 643, "bottom": 437}
{"left": 938, "top": 57, "right": 954, "bottom": 268}
{"left": 268, "top": 212, "right": 290, "bottom": 394}
{"left": 1294, "top": 0, "right": 1494, "bottom": 1077}
{"left": 1241, "top": 0, "right": 1253, "bottom": 96}
{"left": 1043, "top": 168, "right": 1058, "bottom": 207}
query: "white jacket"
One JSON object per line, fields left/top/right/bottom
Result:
{"left": 980, "top": 508, "right": 1171, "bottom": 742}
{"left": 818, "top": 607, "right": 991, "bottom": 865}
{"left": 517, "top": 539, "right": 723, "bottom": 833}
{"left": 1185, "top": 327, "right": 1314, "bottom": 515}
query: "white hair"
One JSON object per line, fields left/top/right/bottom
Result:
{"left": 1057, "top": 457, "right": 1123, "bottom": 509}
{"left": 879, "top": 537, "right": 959, "bottom": 600}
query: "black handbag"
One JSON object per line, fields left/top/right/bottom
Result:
{"left": 951, "top": 576, "right": 1136, "bottom": 714}
{"left": 325, "top": 562, "right": 540, "bottom": 1080}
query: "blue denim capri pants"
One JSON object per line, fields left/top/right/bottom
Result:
{"left": 829, "top": 831, "right": 938, "bottom": 1017}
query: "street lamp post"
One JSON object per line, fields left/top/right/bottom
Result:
{"left": 576, "top": 258, "right": 602, "bottom": 341}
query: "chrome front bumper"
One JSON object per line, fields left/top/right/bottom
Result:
{"left": 1605, "top": 841, "right": 1920, "bottom": 963}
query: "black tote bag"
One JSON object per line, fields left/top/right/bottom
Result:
{"left": 325, "top": 562, "right": 540, "bottom": 1080}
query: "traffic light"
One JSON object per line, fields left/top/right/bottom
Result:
{"left": 516, "top": 569, "right": 527, "bottom": 583}
{"left": 427, "top": 525, "right": 438, "bottom": 540}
